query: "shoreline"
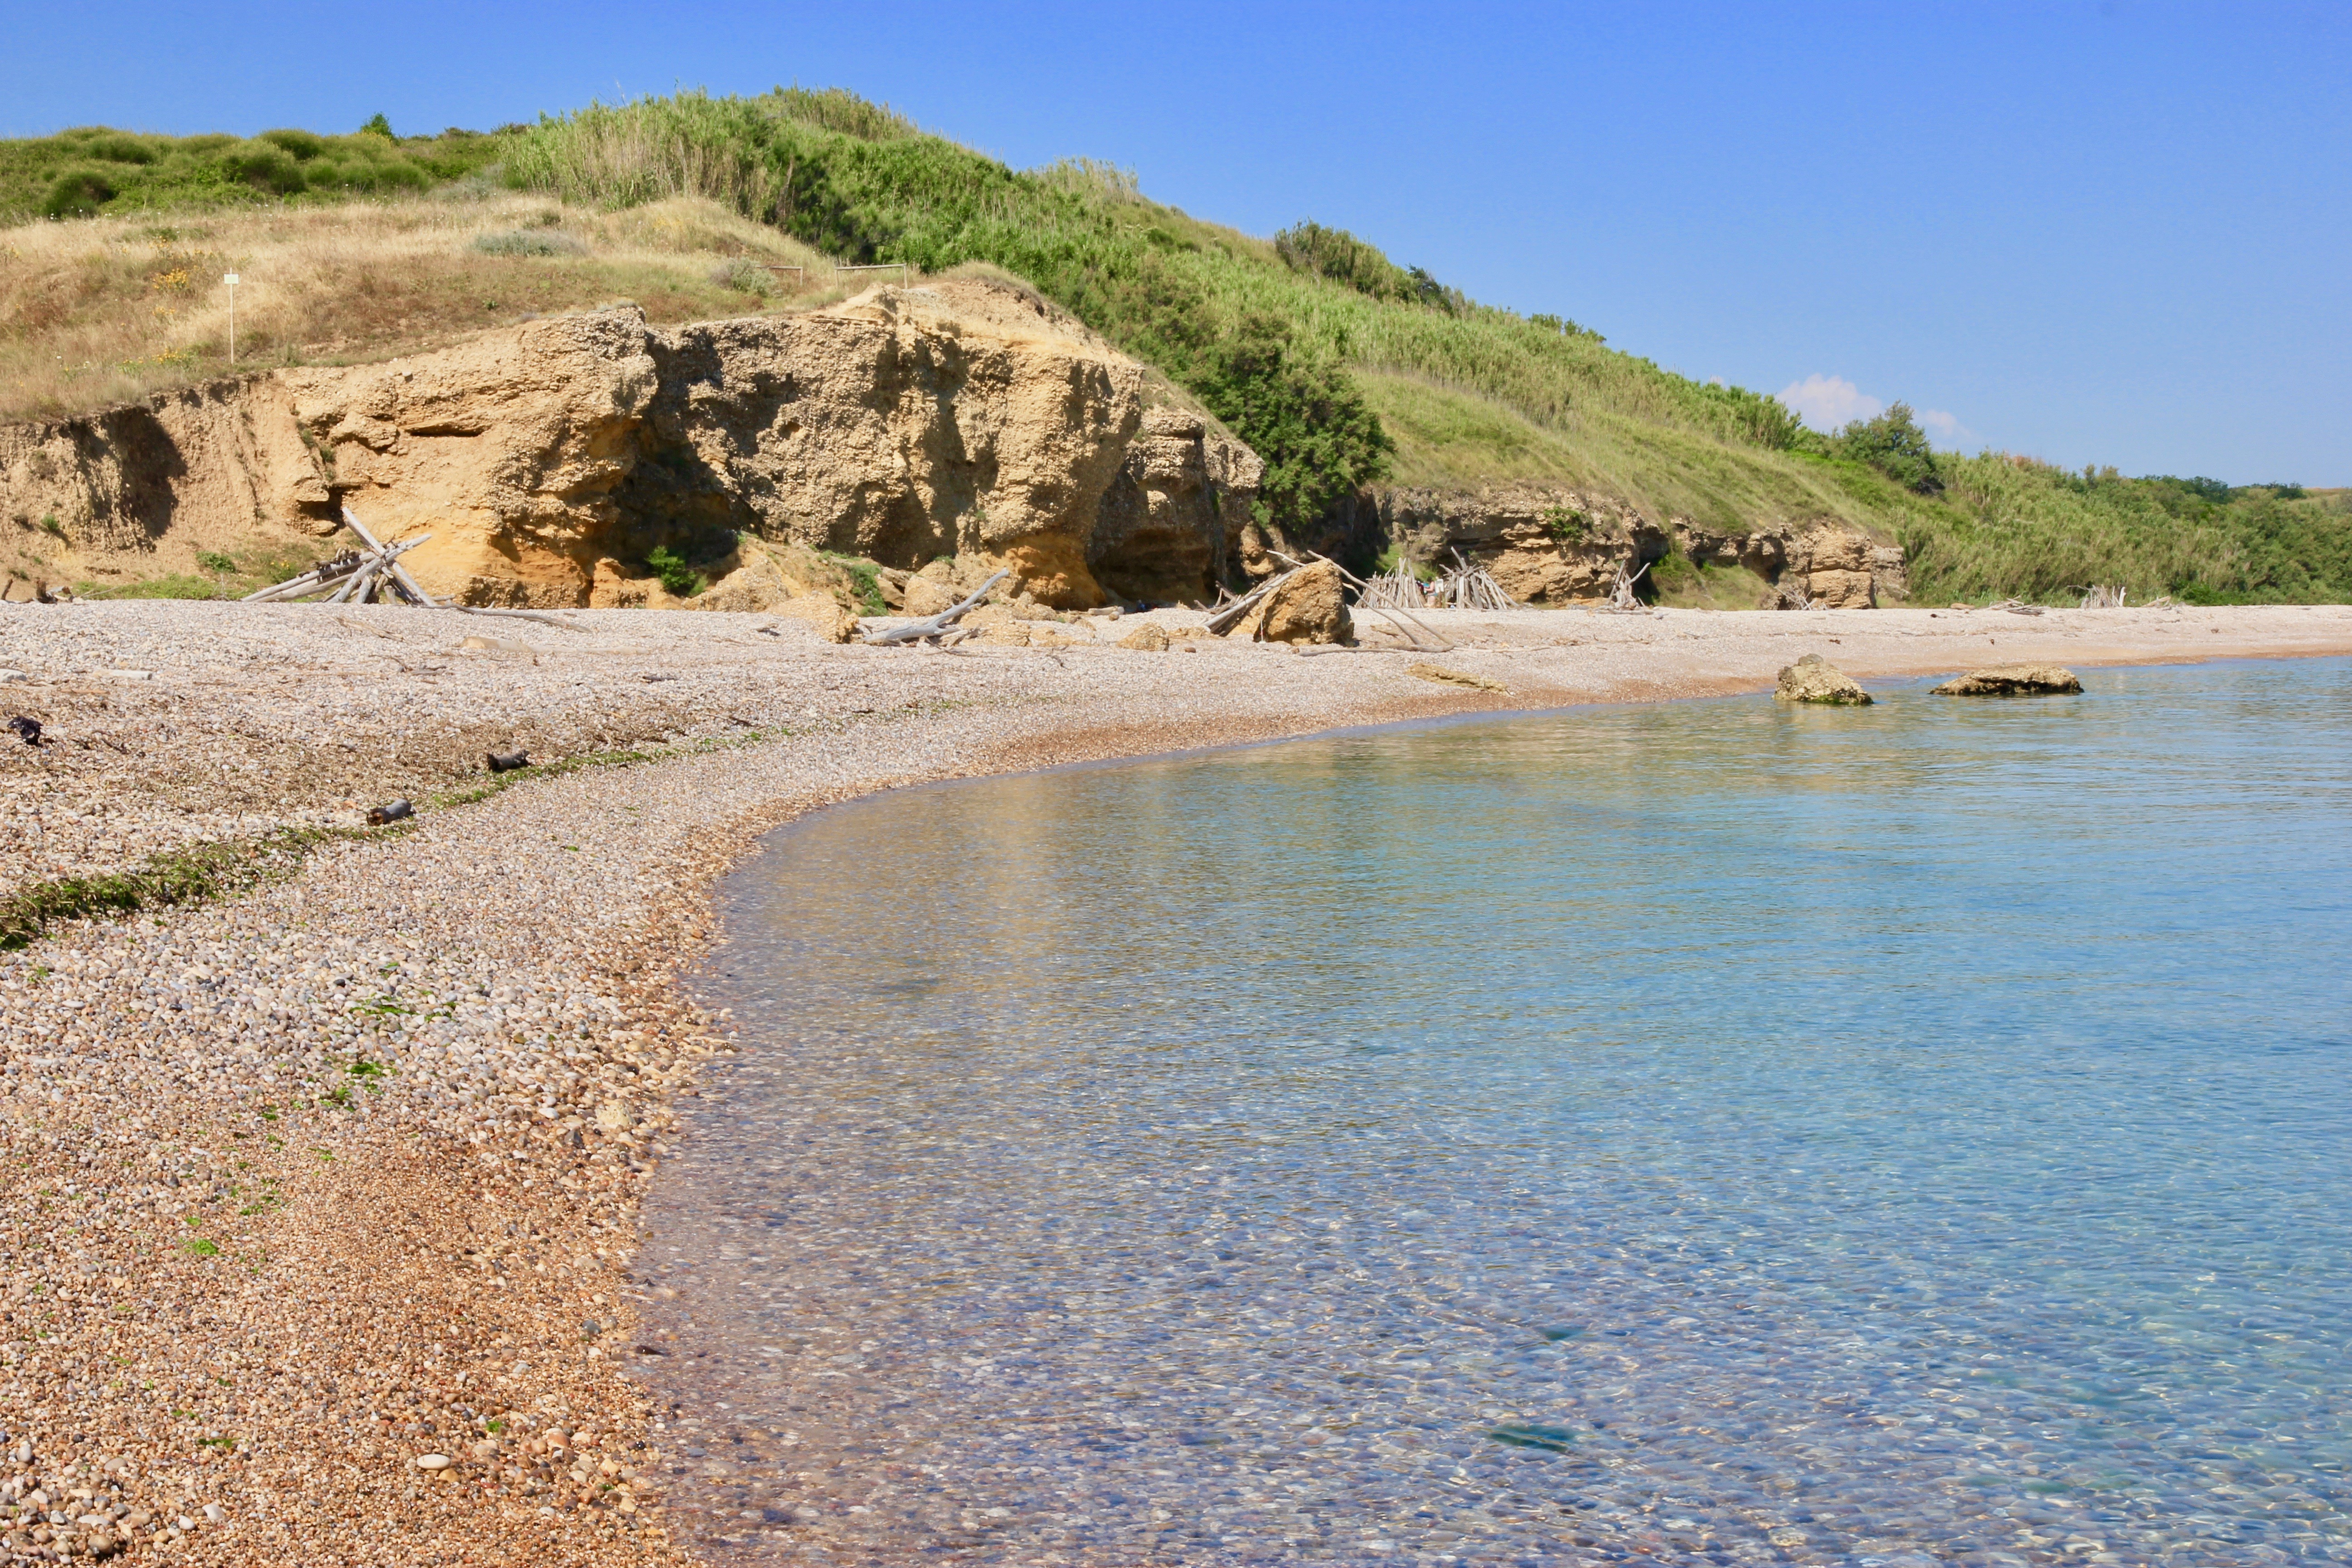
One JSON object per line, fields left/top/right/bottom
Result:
{"left": 1, "top": 600, "right": 2347, "bottom": 1565}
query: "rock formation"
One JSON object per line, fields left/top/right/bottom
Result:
{"left": 4, "top": 278, "right": 1920, "bottom": 619}
{"left": 1338, "top": 484, "right": 1906, "bottom": 609}
{"left": 1225, "top": 558, "right": 1352, "bottom": 645}
{"left": 1343, "top": 485, "right": 1667, "bottom": 603}
{"left": 1775, "top": 653, "right": 1874, "bottom": 705}
{"left": 1931, "top": 665, "right": 2083, "bottom": 696}
{"left": 1089, "top": 407, "right": 1260, "bottom": 605}
{"left": 0, "top": 280, "right": 1260, "bottom": 612}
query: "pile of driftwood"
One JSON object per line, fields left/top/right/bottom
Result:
{"left": 1432, "top": 550, "right": 1518, "bottom": 611}
{"left": 2076, "top": 584, "right": 2173, "bottom": 610}
{"left": 238, "top": 506, "right": 590, "bottom": 631}
{"left": 1600, "top": 560, "right": 1653, "bottom": 612}
{"left": 242, "top": 538, "right": 429, "bottom": 605}
{"left": 243, "top": 508, "right": 438, "bottom": 606}
{"left": 1356, "top": 551, "right": 1519, "bottom": 612}
{"left": 1357, "top": 561, "right": 1428, "bottom": 612}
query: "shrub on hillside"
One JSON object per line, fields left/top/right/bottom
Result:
{"left": 1195, "top": 314, "right": 1393, "bottom": 535}
{"left": 0, "top": 124, "right": 502, "bottom": 220}
{"left": 42, "top": 167, "right": 117, "bottom": 218}
{"left": 707, "top": 255, "right": 776, "bottom": 293}
{"left": 1837, "top": 402, "right": 1943, "bottom": 494}
{"left": 1273, "top": 221, "right": 1468, "bottom": 315}
{"left": 645, "top": 546, "right": 704, "bottom": 598}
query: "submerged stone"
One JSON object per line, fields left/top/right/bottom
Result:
{"left": 1931, "top": 664, "right": 2083, "bottom": 696}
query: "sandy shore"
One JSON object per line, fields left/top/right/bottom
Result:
{"left": 0, "top": 597, "right": 2346, "bottom": 1566}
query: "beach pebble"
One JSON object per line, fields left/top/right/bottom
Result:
{"left": 414, "top": 1453, "right": 452, "bottom": 1470}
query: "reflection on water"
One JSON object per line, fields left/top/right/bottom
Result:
{"left": 635, "top": 657, "right": 2352, "bottom": 1566}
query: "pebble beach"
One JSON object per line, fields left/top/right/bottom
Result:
{"left": 2, "top": 596, "right": 2348, "bottom": 1567}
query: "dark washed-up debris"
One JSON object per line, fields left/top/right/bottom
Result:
{"left": 5, "top": 717, "right": 39, "bottom": 745}
{"left": 486, "top": 749, "right": 531, "bottom": 773}
{"left": 367, "top": 799, "right": 414, "bottom": 826}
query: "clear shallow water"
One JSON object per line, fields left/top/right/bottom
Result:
{"left": 637, "top": 657, "right": 2352, "bottom": 1566}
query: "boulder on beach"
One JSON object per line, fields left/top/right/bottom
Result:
{"left": 1931, "top": 664, "right": 2082, "bottom": 696}
{"left": 773, "top": 594, "right": 861, "bottom": 643}
{"left": 1232, "top": 558, "right": 1352, "bottom": 644}
{"left": 1775, "top": 653, "right": 1873, "bottom": 706}
{"left": 902, "top": 575, "right": 963, "bottom": 617}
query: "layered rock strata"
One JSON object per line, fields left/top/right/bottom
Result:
{"left": 1346, "top": 484, "right": 1907, "bottom": 609}
{"left": 0, "top": 281, "right": 1261, "bottom": 611}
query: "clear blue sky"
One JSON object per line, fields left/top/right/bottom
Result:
{"left": 6, "top": 0, "right": 2345, "bottom": 484}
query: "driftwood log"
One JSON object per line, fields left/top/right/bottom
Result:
{"left": 866, "top": 571, "right": 1010, "bottom": 645}
{"left": 452, "top": 607, "right": 590, "bottom": 631}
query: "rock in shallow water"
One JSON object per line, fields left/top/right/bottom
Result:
{"left": 1932, "top": 663, "right": 2083, "bottom": 696}
{"left": 1775, "top": 653, "right": 1873, "bottom": 705}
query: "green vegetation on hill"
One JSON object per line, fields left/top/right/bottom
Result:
{"left": 4, "top": 87, "right": 2344, "bottom": 605}
{"left": 0, "top": 120, "right": 502, "bottom": 219}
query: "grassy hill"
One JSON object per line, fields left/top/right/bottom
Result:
{"left": 4, "top": 91, "right": 2344, "bottom": 606}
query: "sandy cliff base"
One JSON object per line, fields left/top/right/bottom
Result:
{"left": 0, "top": 601, "right": 2346, "bottom": 1565}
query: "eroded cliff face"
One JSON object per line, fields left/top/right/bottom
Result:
{"left": 1088, "top": 408, "right": 1261, "bottom": 605}
{"left": 0, "top": 280, "right": 1260, "bottom": 610}
{"left": 1358, "top": 484, "right": 1907, "bottom": 608}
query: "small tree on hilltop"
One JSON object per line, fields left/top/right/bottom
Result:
{"left": 1838, "top": 402, "right": 1943, "bottom": 494}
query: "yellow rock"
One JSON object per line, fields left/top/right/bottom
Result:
{"left": 1117, "top": 622, "right": 1170, "bottom": 652}
{"left": 772, "top": 594, "right": 861, "bottom": 643}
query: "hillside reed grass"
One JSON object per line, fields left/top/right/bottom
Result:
{"left": 0, "top": 193, "right": 843, "bottom": 422}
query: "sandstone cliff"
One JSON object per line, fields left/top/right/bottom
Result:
{"left": 3, "top": 277, "right": 1908, "bottom": 616}
{"left": 1343, "top": 483, "right": 1907, "bottom": 608}
{"left": 0, "top": 279, "right": 1261, "bottom": 611}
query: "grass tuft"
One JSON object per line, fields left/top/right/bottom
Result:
{"left": 0, "top": 826, "right": 382, "bottom": 950}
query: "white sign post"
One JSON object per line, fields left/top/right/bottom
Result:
{"left": 224, "top": 274, "right": 239, "bottom": 365}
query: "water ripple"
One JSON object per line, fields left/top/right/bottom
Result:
{"left": 637, "top": 657, "right": 2352, "bottom": 1566}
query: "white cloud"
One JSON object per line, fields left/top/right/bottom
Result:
{"left": 1777, "top": 373, "right": 1882, "bottom": 432}
{"left": 1916, "top": 407, "right": 1974, "bottom": 446}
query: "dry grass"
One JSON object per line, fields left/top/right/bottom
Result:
{"left": 0, "top": 193, "right": 868, "bottom": 423}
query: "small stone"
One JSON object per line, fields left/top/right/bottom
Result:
{"left": 201, "top": 1503, "right": 224, "bottom": 1523}
{"left": 415, "top": 1453, "right": 452, "bottom": 1470}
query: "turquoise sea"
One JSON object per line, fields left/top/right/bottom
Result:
{"left": 637, "top": 656, "right": 2352, "bottom": 1565}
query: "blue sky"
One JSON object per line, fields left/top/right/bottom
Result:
{"left": 5, "top": 0, "right": 2345, "bottom": 484}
